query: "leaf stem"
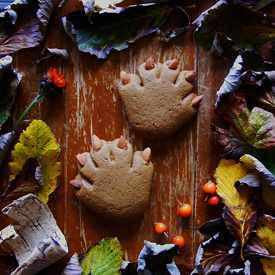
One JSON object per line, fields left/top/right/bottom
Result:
{"left": 13, "top": 92, "right": 45, "bottom": 133}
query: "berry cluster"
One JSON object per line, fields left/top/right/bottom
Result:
{"left": 154, "top": 180, "right": 220, "bottom": 249}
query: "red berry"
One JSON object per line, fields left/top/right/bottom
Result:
{"left": 154, "top": 222, "right": 167, "bottom": 234}
{"left": 208, "top": 195, "right": 220, "bottom": 205}
{"left": 203, "top": 180, "right": 216, "bottom": 195}
{"left": 178, "top": 204, "right": 192, "bottom": 218}
{"left": 173, "top": 236, "right": 185, "bottom": 248}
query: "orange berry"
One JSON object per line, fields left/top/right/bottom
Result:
{"left": 178, "top": 204, "right": 192, "bottom": 218}
{"left": 208, "top": 195, "right": 220, "bottom": 205}
{"left": 154, "top": 222, "right": 167, "bottom": 234}
{"left": 203, "top": 180, "right": 216, "bottom": 195}
{"left": 173, "top": 236, "right": 185, "bottom": 248}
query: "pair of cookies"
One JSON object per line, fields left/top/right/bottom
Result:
{"left": 70, "top": 58, "right": 202, "bottom": 223}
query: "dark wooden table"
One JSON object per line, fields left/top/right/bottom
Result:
{"left": 1, "top": 0, "right": 275, "bottom": 274}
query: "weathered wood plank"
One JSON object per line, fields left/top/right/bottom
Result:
{"left": 3, "top": 1, "right": 275, "bottom": 274}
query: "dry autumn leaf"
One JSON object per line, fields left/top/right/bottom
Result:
{"left": 9, "top": 119, "right": 61, "bottom": 203}
{"left": 1, "top": 158, "right": 42, "bottom": 202}
{"left": 256, "top": 214, "right": 275, "bottom": 274}
{"left": 240, "top": 154, "right": 275, "bottom": 210}
{"left": 214, "top": 159, "right": 257, "bottom": 257}
{"left": 214, "top": 159, "right": 248, "bottom": 207}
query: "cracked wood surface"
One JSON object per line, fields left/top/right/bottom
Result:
{"left": 0, "top": 0, "right": 274, "bottom": 274}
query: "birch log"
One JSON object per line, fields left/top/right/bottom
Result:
{"left": 0, "top": 194, "right": 68, "bottom": 275}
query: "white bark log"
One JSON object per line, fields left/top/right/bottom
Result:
{"left": 0, "top": 194, "right": 68, "bottom": 275}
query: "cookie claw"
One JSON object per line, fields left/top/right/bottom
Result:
{"left": 141, "top": 147, "right": 151, "bottom": 163}
{"left": 92, "top": 135, "right": 103, "bottom": 151}
{"left": 167, "top": 59, "right": 179, "bottom": 70}
{"left": 145, "top": 57, "right": 155, "bottom": 70}
{"left": 77, "top": 154, "right": 87, "bottom": 166}
{"left": 185, "top": 70, "right": 197, "bottom": 83}
{"left": 120, "top": 71, "right": 130, "bottom": 85}
{"left": 70, "top": 180, "right": 83, "bottom": 189}
{"left": 192, "top": 95, "right": 204, "bottom": 107}
{"left": 117, "top": 135, "right": 128, "bottom": 150}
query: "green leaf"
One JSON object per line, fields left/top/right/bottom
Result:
{"left": 80, "top": 238, "right": 122, "bottom": 275}
{"left": 0, "top": 0, "right": 56, "bottom": 55}
{"left": 0, "top": 55, "right": 22, "bottom": 130}
{"left": 194, "top": 3, "right": 275, "bottom": 52}
{"left": 9, "top": 119, "right": 61, "bottom": 203}
{"left": 62, "top": 3, "right": 188, "bottom": 59}
{"left": 215, "top": 93, "right": 275, "bottom": 150}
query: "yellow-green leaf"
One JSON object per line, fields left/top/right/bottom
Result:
{"left": 214, "top": 159, "right": 257, "bottom": 255}
{"left": 256, "top": 214, "right": 275, "bottom": 274}
{"left": 9, "top": 120, "right": 61, "bottom": 202}
{"left": 80, "top": 238, "right": 122, "bottom": 275}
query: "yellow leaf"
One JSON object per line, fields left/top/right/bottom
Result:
{"left": 214, "top": 159, "right": 249, "bottom": 207}
{"left": 9, "top": 120, "right": 61, "bottom": 203}
{"left": 214, "top": 159, "right": 257, "bottom": 258}
{"left": 256, "top": 215, "right": 275, "bottom": 274}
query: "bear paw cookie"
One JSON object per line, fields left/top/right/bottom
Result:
{"left": 70, "top": 135, "right": 154, "bottom": 223}
{"left": 118, "top": 57, "right": 203, "bottom": 139}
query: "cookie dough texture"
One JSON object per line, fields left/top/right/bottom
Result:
{"left": 118, "top": 58, "right": 202, "bottom": 139}
{"left": 70, "top": 135, "right": 154, "bottom": 223}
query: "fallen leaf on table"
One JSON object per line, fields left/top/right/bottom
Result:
{"left": 61, "top": 253, "right": 83, "bottom": 275}
{"left": 215, "top": 51, "right": 275, "bottom": 114}
{"left": 137, "top": 240, "right": 180, "bottom": 275}
{"left": 1, "top": 158, "right": 42, "bottom": 202}
{"left": 240, "top": 154, "right": 275, "bottom": 209}
{"left": 192, "top": 230, "right": 243, "bottom": 274}
{"left": 214, "top": 159, "right": 249, "bottom": 207}
{"left": 0, "top": 55, "right": 22, "bottom": 130}
{"left": 0, "top": 131, "right": 14, "bottom": 166}
{"left": 256, "top": 214, "right": 275, "bottom": 274}
{"left": 31, "top": 48, "right": 70, "bottom": 64}
{"left": 62, "top": 3, "right": 190, "bottom": 59}
{"left": 213, "top": 92, "right": 275, "bottom": 159}
{"left": 211, "top": 124, "right": 250, "bottom": 159}
{"left": 194, "top": 3, "right": 275, "bottom": 54}
{"left": 0, "top": 0, "right": 55, "bottom": 55}
{"left": 196, "top": 218, "right": 227, "bottom": 239}
{"left": 215, "top": 159, "right": 257, "bottom": 254}
{"left": 80, "top": 238, "right": 122, "bottom": 275}
{"left": 9, "top": 119, "right": 61, "bottom": 203}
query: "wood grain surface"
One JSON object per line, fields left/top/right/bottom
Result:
{"left": 1, "top": 0, "right": 275, "bottom": 274}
